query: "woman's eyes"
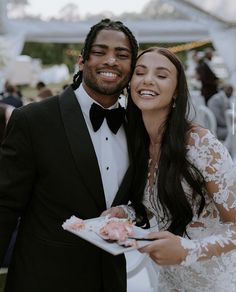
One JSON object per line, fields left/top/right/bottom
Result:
{"left": 135, "top": 71, "right": 145, "bottom": 76}
{"left": 134, "top": 71, "right": 167, "bottom": 79}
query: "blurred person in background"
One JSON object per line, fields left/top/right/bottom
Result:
{"left": 0, "top": 83, "right": 23, "bottom": 108}
{"left": 196, "top": 47, "right": 219, "bottom": 103}
{"left": 36, "top": 81, "right": 53, "bottom": 100}
{"left": 208, "top": 84, "right": 233, "bottom": 140}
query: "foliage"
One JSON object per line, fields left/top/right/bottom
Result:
{"left": 21, "top": 41, "right": 188, "bottom": 72}
{"left": 22, "top": 42, "right": 84, "bottom": 72}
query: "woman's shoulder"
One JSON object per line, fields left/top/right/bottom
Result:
{"left": 186, "top": 124, "right": 215, "bottom": 146}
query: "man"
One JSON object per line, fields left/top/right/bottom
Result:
{"left": 196, "top": 47, "right": 219, "bottom": 103}
{"left": 0, "top": 83, "right": 23, "bottom": 108}
{"left": 208, "top": 84, "right": 233, "bottom": 140}
{"left": 0, "top": 19, "right": 138, "bottom": 292}
{"left": 36, "top": 81, "right": 53, "bottom": 100}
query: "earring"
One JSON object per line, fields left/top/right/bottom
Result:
{"left": 172, "top": 100, "right": 176, "bottom": 108}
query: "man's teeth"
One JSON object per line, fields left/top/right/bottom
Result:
{"left": 100, "top": 72, "right": 117, "bottom": 77}
{"left": 140, "top": 90, "right": 156, "bottom": 96}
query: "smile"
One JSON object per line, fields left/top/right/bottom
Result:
{"left": 138, "top": 90, "right": 159, "bottom": 97}
{"left": 99, "top": 72, "right": 118, "bottom": 78}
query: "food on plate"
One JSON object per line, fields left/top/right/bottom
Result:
{"left": 62, "top": 216, "right": 147, "bottom": 248}
{"left": 99, "top": 218, "right": 134, "bottom": 241}
{"left": 62, "top": 215, "right": 85, "bottom": 230}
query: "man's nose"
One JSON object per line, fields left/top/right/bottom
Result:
{"left": 106, "top": 57, "right": 117, "bottom": 66}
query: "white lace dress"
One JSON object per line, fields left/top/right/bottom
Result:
{"left": 143, "top": 129, "right": 236, "bottom": 292}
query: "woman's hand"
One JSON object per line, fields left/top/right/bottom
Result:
{"left": 101, "top": 206, "right": 128, "bottom": 219}
{"left": 138, "top": 231, "right": 187, "bottom": 266}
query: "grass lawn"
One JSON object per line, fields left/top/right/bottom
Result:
{"left": 0, "top": 273, "right": 6, "bottom": 292}
{"left": 20, "top": 78, "right": 72, "bottom": 105}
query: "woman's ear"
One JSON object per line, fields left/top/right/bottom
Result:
{"left": 173, "top": 89, "right": 178, "bottom": 100}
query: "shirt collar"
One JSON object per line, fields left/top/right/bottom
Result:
{"left": 74, "top": 84, "right": 120, "bottom": 117}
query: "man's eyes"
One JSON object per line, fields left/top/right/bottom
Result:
{"left": 91, "top": 51, "right": 130, "bottom": 59}
{"left": 117, "top": 54, "right": 130, "bottom": 59}
{"left": 91, "top": 51, "right": 104, "bottom": 55}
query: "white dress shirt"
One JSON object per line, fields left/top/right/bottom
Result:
{"left": 74, "top": 84, "right": 129, "bottom": 208}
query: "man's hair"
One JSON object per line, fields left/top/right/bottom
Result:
{"left": 72, "top": 18, "right": 138, "bottom": 90}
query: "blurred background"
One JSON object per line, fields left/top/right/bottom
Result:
{"left": 1, "top": 1, "right": 236, "bottom": 291}
{"left": 0, "top": 0, "right": 235, "bottom": 103}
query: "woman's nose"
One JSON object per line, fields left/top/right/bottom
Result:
{"left": 143, "top": 73, "right": 154, "bottom": 84}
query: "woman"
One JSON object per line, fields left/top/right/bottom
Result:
{"left": 103, "top": 47, "right": 236, "bottom": 291}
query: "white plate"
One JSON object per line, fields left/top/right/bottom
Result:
{"left": 62, "top": 216, "right": 153, "bottom": 256}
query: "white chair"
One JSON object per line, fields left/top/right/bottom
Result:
{"left": 126, "top": 250, "right": 158, "bottom": 292}
{"left": 188, "top": 93, "right": 205, "bottom": 121}
{"left": 194, "top": 105, "right": 217, "bottom": 135}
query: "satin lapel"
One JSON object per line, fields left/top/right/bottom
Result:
{"left": 59, "top": 87, "right": 106, "bottom": 211}
{"left": 112, "top": 119, "right": 133, "bottom": 206}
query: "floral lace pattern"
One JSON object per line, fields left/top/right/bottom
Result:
{"left": 143, "top": 129, "right": 236, "bottom": 291}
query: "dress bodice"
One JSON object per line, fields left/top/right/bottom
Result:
{"left": 143, "top": 128, "right": 236, "bottom": 291}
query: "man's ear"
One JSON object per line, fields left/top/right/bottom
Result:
{"left": 77, "top": 55, "right": 84, "bottom": 71}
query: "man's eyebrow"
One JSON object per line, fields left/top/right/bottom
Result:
{"left": 91, "top": 44, "right": 131, "bottom": 53}
{"left": 115, "top": 47, "right": 131, "bottom": 53}
{"left": 91, "top": 44, "right": 108, "bottom": 49}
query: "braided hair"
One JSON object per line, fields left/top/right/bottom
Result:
{"left": 72, "top": 18, "right": 138, "bottom": 90}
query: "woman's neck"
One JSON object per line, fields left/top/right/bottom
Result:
{"left": 142, "top": 110, "right": 167, "bottom": 145}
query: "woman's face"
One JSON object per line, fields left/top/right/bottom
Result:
{"left": 131, "top": 51, "right": 178, "bottom": 114}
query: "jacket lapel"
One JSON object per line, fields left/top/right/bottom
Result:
{"left": 112, "top": 119, "right": 134, "bottom": 206}
{"left": 59, "top": 87, "right": 106, "bottom": 211}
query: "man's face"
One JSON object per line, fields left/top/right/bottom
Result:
{"left": 79, "top": 29, "right": 132, "bottom": 107}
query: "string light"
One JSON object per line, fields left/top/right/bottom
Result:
{"left": 167, "top": 39, "right": 210, "bottom": 53}
{"left": 65, "top": 39, "right": 211, "bottom": 57}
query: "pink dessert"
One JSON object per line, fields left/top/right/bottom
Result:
{"left": 62, "top": 216, "right": 85, "bottom": 231}
{"left": 99, "top": 219, "right": 134, "bottom": 242}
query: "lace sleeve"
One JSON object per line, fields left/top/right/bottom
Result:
{"left": 181, "top": 128, "right": 236, "bottom": 266}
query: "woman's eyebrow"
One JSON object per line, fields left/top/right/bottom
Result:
{"left": 135, "top": 64, "right": 171, "bottom": 73}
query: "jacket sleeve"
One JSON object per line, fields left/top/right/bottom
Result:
{"left": 0, "top": 108, "right": 35, "bottom": 265}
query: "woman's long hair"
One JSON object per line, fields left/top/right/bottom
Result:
{"left": 127, "top": 47, "right": 205, "bottom": 236}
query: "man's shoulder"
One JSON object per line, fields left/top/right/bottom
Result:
{"left": 15, "top": 95, "right": 59, "bottom": 119}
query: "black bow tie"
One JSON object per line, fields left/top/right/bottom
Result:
{"left": 89, "top": 103, "right": 126, "bottom": 134}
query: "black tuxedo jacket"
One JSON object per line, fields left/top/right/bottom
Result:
{"left": 0, "top": 86, "right": 134, "bottom": 292}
